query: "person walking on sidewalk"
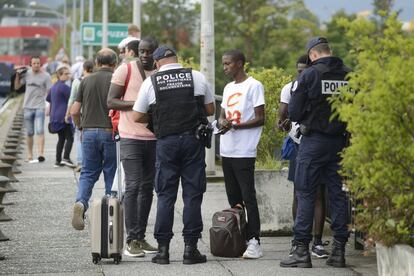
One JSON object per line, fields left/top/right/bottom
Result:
{"left": 70, "top": 48, "right": 118, "bottom": 231}
{"left": 217, "top": 49, "right": 265, "bottom": 259}
{"left": 14, "top": 56, "right": 52, "bottom": 163}
{"left": 132, "top": 45, "right": 214, "bottom": 265}
{"left": 277, "top": 54, "right": 329, "bottom": 259}
{"left": 66, "top": 60, "right": 95, "bottom": 172}
{"left": 107, "top": 37, "right": 158, "bottom": 257}
{"left": 280, "top": 37, "right": 351, "bottom": 269}
{"left": 46, "top": 65, "right": 75, "bottom": 168}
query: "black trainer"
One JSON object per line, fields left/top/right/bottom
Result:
{"left": 61, "top": 158, "right": 76, "bottom": 168}
{"left": 280, "top": 241, "right": 312, "bottom": 268}
{"left": 54, "top": 161, "right": 64, "bottom": 168}
{"left": 326, "top": 239, "right": 346, "bottom": 267}
{"left": 311, "top": 243, "right": 329, "bottom": 258}
{"left": 183, "top": 245, "right": 207, "bottom": 265}
{"left": 151, "top": 244, "right": 170, "bottom": 265}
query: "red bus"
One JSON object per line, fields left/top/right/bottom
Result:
{"left": 0, "top": 26, "right": 58, "bottom": 66}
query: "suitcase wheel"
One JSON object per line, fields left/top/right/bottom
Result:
{"left": 114, "top": 255, "right": 122, "bottom": 264}
{"left": 92, "top": 255, "right": 101, "bottom": 264}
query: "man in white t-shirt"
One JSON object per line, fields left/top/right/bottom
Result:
{"left": 218, "top": 49, "right": 265, "bottom": 259}
{"left": 277, "top": 54, "right": 329, "bottom": 259}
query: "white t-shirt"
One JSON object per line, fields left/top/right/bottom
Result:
{"left": 280, "top": 82, "right": 292, "bottom": 104}
{"left": 220, "top": 76, "right": 265, "bottom": 158}
{"left": 280, "top": 81, "right": 300, "bottom": 144}
{"left": 133, "top": 63, "right": 214, "bottom": 113}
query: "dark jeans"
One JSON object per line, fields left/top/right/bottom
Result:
{"left": 121, "top": 138, "right": 156, "bottom": 243}
{"left": 222, "top": 157, "right": 260, "bottom": 241}
{"left": 56, "top": 124, "right": 74, "bottom": 162}
{"left": 154, "top": 133, "right": 206, "bottom": 245}
{"left": 294, "top": 132, "right": 348, "bottom": 244}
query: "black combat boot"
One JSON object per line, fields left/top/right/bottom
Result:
{"left": 183, "top": 244, "right": 207, "bottom": 264}
{"left": 151, "top": 243, "right": 170, "bottom": 265}
{"left": 326, "top": 239, "right": 346, "bottom": 267}
{"left": 280, "top": 241, "right": 312, "bottom": 268}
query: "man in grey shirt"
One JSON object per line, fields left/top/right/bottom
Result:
{"left": 70, "top": 48, "right": 118, "bottom": 231}
{"left": 14, "top": 56, "right": 52, "bottom": 163}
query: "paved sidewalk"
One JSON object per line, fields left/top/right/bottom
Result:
{"left": 0, "top": 130, "right": 378, "bottom": 275}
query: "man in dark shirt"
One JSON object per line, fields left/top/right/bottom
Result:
{"left": 70, "top": 48, "right": 118, "bottom": 231}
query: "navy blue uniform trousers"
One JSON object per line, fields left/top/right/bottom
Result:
{"left": 154, "top": 133, "right": 206, "bottom": 245}
{"left": 294, "top": 132, "right": 348, "bottom": 244}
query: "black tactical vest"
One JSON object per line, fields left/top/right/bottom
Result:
{"left": 303, "top": 62, "right": 351, "bottom": 135}
{"left": 150, "top": 68, "right": 200, "bottom": 138}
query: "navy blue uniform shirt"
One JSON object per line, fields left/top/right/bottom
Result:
{"left": 288, "top": 56, "right": 345, "bottom": 123}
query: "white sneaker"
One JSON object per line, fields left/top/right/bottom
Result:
{"left": 243, "top": 238, "right": 263, "bottom": 259}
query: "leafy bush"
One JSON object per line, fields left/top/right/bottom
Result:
{"left": 332, "top": 15, "right": 414, "bottom": 247}
{"left": 249, "top": 67, "right": 292, "bottom": 163}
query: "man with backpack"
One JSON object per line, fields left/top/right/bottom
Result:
{"left": 107, "top": 37, "right": 159, "bottom": 257}
{"left": 217, "top": 49, "right": 265, "bottom": 259}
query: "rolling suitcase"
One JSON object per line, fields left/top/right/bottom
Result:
{"left": 90, "top": 134, "right": 124, "bottom": 264}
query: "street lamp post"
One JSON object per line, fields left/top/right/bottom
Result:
{"left": 63, "top": 0, "right": 67, "bottom": 49}
{"left": 133, "top": 0, "right": 141, "bottom": 32}
{"left": 102, "top": 0, "right": 108, "bottom": 48}
{"left": 80, "top": 0, "right": 84, "bottom": 57}
{"left": 88, "top": 0, "right": 93, "bottom": 59}
{"left": 72, "top": 0, "right": 77, "bottom": 63}
{"left": 200, "top": 0, "right": 215, "bottom": 175}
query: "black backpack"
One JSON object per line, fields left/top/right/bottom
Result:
{"left": 210, "top": 208, "right": 247, "bottom": 257}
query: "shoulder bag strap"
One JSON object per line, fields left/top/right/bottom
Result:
{"left": 136, "top": 59, "right": 147, "bottom": 80}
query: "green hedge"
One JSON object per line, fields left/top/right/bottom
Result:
{"left": 249, "top": 67, "right": 292, "bottom": 164}
{"left": 333, "top": 15, "right": 414, "bottom": 247}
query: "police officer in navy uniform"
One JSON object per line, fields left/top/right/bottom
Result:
{"left": 280, "top": 37, "right": 351, "bottom": 269}
{"left": 132, "top": 45, "right": 215, "bottom": 265}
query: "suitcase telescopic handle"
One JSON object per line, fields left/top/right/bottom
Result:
{"left": 109, "top": 221, "right": 113, "bottom": 244}
{"left": 115, "top": 134, "right": 122, "bottom": 201}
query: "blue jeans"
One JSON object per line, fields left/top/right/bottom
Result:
{"left": 154, "top": 133, "right": 206, "bottom": 245}
{"left": 24, "top": 108, "right": 45, "bottom": 136}
{"left": 75, "top": 129, "right": 116, "bottom": 210}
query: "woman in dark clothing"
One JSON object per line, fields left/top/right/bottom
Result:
{"left": 46, "top": 66, "right": 75, "bottom": 168}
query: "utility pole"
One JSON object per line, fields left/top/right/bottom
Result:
{"left": 102, "top": 0, "right": 108, "bottom": 48}
{"left": 63, "top": 0, "right": 67, "bottom": 49}
{"left": 80, "top": 0, "right": 84, "bottom": 57}
{"left": 133, "top": 0, "right": 141, "bottom": 33}
{"left": 71, "top": 0, "right": 77, "bottom": 63}
{"left": 200, "top": 0, "right": 215, "bottom": 175}
{"left": 88, "top": 0, "right": 93, "bottom": 59}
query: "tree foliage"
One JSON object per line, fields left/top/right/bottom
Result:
{"left": 325, "top": 10, "right": 356, "bottom": 67}
{"left": 214, "top": 0, "right": 319, "bottom": 94}
{"left": 248, "top": 67, "right": 291, "bottom": 163}
{"left": 332, "top": 14, "right": 414, "bottom": 247}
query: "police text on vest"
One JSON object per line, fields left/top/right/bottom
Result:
{"left": 321, "top": 80, "right": 349, "bottom": 95}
